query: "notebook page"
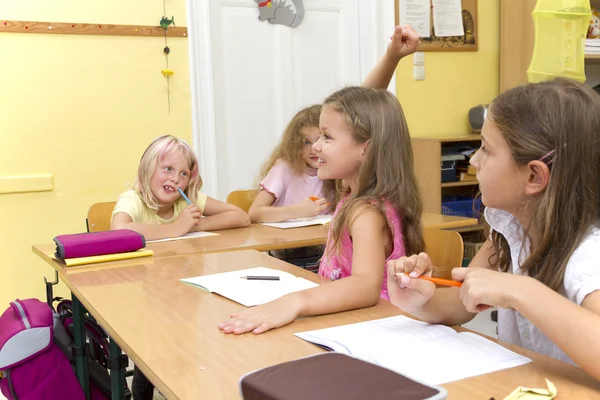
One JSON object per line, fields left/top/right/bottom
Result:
{"left": 295, "top": 316, "right": 454, "bottom": 356}
{"left": 368, "top": 331, "right": 531, "bottom": 384}
{"left": 295, "top": 316, "right": 531, "bottom": 385}
{"left": 181, "top": 267, "right": 319, "bottom": 307}
{"left": 261, "top": 215, "right": 333, "bottom": 229}
{"left": 147, "top": 231, "right": 219, "bottom": 243}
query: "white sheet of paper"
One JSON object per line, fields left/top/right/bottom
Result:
{"left": 146, "top": 231, "right": 219, "bottom": 243}
{"left": 432, "top": 0, "right": 464, "bottom": 37}
{"left": 181, "top": 266, "right": 319, "bottom": 307}
{"left": 399, "top": 0, "right": 431, "bottom": 38}
{"left": 295, "top": 316, "right": 531, "bottom": 385}
{"left": 260, "top": 215, "right": 333, "bottom": 229}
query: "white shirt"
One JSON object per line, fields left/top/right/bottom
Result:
{"left": 485, "top": 207, "right": 600, "bottom": 365}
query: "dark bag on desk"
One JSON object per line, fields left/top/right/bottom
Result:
{"left": 239, "top": 353, "right": 447, "bottom": 400}
{"left": 53, "top": 229, "right": 145, "bottom": 260}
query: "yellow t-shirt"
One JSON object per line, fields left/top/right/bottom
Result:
{"left": 111, "top": 189, "right": 208, "bottom": 225}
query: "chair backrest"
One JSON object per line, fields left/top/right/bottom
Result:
{"left": 423, "top": 228, "right": 464, "bottom": 280}
{"left": 226, "top": 190, "right": 257, "bottom": 213}
{"left": 86, "top": 202, "right": 116, "bottom": 232}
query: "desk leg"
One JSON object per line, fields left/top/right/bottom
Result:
{"left": 109, "top": 339, "right": 128, "bottom": 400}
{"left": 72, "top": 295, "right": 90, "bottom": 400}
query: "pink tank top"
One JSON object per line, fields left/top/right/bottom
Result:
{"left": 318, "top": 195, "right": 406, "bottom": 300}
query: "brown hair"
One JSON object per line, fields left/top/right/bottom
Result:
{"left": 488, "top": 78, "right": 600, "bottom": 291}
{"left": 258, "top": 104, "right": 336, "bottom": 207}
{"left": 324, "top": 86, "right": 424, "bottom": 257}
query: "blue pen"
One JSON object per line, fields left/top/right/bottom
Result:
{"left": 178, "top": 187, "right": 192, "bottom": 204}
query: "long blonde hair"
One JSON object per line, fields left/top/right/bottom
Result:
{"left": 134, "top": 135, "right": 202, "bottom": 210}
{"left": 324, "top": 86, "right": 424, "bottom": 256}
{"left": 488, "top": 78, "right": 600, "bottom": 291}
{"left": 258, "top": 104, "right": 336, "bottom": 206}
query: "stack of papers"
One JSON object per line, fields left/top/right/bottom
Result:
{"left": 260, "top": 215, "right": 333, "bottom": 229}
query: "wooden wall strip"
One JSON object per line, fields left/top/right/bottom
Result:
{"left": 0, "top": 20, "right": 188, "bottom": 37}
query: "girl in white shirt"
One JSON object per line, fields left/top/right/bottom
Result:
{"left": 387, "top": 78, "right": 600, "bottom": 380}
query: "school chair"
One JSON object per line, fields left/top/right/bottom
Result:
{"left": 85, "top": 201, "right": 136, "bottom": 380}
{"left": 423, "top": 228, "right": 464, "bottom": 280}
{"left": 226, "top": 189, "right": 257, "bottom": 213}
{"left": 86, "top": 202, "right": 116, "bottom": 232}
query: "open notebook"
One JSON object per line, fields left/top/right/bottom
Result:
{"left": 146, "top": 231, "right": 219, "bottom": 243}
{"left": 181, "top": 267, "right": 319, "bottom": 307}
{"left": 295, "top": 315, "right": 531, "bottom": 385}
{"left": 260, "top": 215, "right": 333, "bottom": 229}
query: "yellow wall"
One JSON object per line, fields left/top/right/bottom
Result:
{"left": 398, "top": 0, "right": 500, "bottom": 137}
{"left": 0, "top": 1, "right": 191, "bottom": 306}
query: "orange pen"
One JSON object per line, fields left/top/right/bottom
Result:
{"left": 399, "top": 273, "right": 462, "bottom": 287}
{"left": 417, "top": 275, "right": 462, "bottom": 287}
{"left": 309, "top": 196, "right": 331, "bottom": 206}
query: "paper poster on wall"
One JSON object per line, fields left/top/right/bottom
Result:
{"left": 432, "top": 0, "right": 464, "bottom": 37}
{"left": 395, "top": 0, "right": 477, "bottom": 51}
{"left": 399, "top": 0, "right": 431, "bottom": 38}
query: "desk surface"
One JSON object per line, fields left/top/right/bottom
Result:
{"left": 33, "top": 213, "right": 477, "bottom": 272}
{"left": 59, "top": 250, "right": 600, "bottom": 400}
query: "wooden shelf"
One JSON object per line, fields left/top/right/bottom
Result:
{"left": 585, "top": 54, "right": 600, "bottom": 64}
{"left": 441, "top": 181, "right": 479, "bottom": 188}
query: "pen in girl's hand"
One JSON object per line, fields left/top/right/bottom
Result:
{"left": 240, "top": 276, "right": 281, "bottom": 281}
{"left": 398, "top": 273, "right": 462, "bottom": 287}
{"left": 178, "top": 187, "right": 192, "bottom": 204}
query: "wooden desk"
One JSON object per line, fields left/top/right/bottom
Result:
{"left": 33, "top": 213, "right": 477, "bottom": 272}
{"left": 60, "top": 250, "right": 600, "bottom": 400}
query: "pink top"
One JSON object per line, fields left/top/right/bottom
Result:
{"left": 318, "top": 195, "right": 406, "bottom": 300}
{"left": 260, "top": 159, "right": 325, "bottom": 207}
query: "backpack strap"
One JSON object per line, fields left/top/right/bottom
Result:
{"left": 10, "top": 300, "right": 31, "bottom": 329}
{"left": 6, "top": 369, "right": 19, "bottom": 400}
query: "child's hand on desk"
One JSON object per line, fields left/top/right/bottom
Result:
{"left": 451, "top": 267, "right": 534, "bottom": 312}
{"left": 388, "top": 25, "right": 420, "bottom": 60}
{"left": 386, "top": 253, "right": 436, "bottom": 313}
{"left": 176, "top": 204, "right": 201, "bottom": 234}
{"left": 218, "top": 296, "right": 300, "bottom": 335}
{"left": 297, "top": 197, "right": 328, "bottom": 218}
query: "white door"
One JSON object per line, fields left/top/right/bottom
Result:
{"left": 187, "top": 0, "right": 395, "bottom": 199}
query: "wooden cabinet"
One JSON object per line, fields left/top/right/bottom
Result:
{"left": 500, "top": 0, "right": 537, "bottom": 92}
{"left": 412, "top": 135, "right": 482, "bottom": 232}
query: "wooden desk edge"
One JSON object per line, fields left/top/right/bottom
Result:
{"left": 428, "top": 218, "right": 478, "bottom": 230}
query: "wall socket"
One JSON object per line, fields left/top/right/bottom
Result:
{"left": 413, "top": 65, "right": 425, "bottom": 81}
{"left": 413, "top": 51, "right": 425, "bottom": 66}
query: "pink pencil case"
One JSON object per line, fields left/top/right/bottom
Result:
{"left": 53, "top": 229, "right": 146, "bottom": 259}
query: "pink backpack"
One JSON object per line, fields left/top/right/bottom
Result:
{"left": 0, "top": 298, "right": 84, "bottom": 400}
{"left": 0, "top": 298, "right": 131, "bottom": 400}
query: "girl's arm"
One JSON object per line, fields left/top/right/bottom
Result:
{"left": 362, "top": 25, "right": 419, "bottom": 89}
{"left": 513, "top": 285, "right": 600, "bottom": 379}
{"left": 387, "top": 240, "right": 497, "bottom": 325}
{"left": 193, "top": 196, "right": 251, "bottom": 231}
{"left": 111, "top": 211, "right": 194, "bottom": 241}
{"left": 248, "top": 190, "right": 327, "bottom": 222}
{"left": 219, "top": 206, "right": 387, "bottom": 334}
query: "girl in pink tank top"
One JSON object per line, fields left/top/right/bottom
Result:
{"left": 319, "top": 195, "right": 406, "bottom": 300}
{"left": 220, "top": 26, "right": 424, "bottom": 336}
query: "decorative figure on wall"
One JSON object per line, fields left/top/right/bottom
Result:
{"left": 160, "top": 4, "right": 175, "bottom": 113}
{"left": 160, "top": 16, "right": 175, "bottom": 30}
{"left": 255, "top": 0, "right": 304, "bottom": 27}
